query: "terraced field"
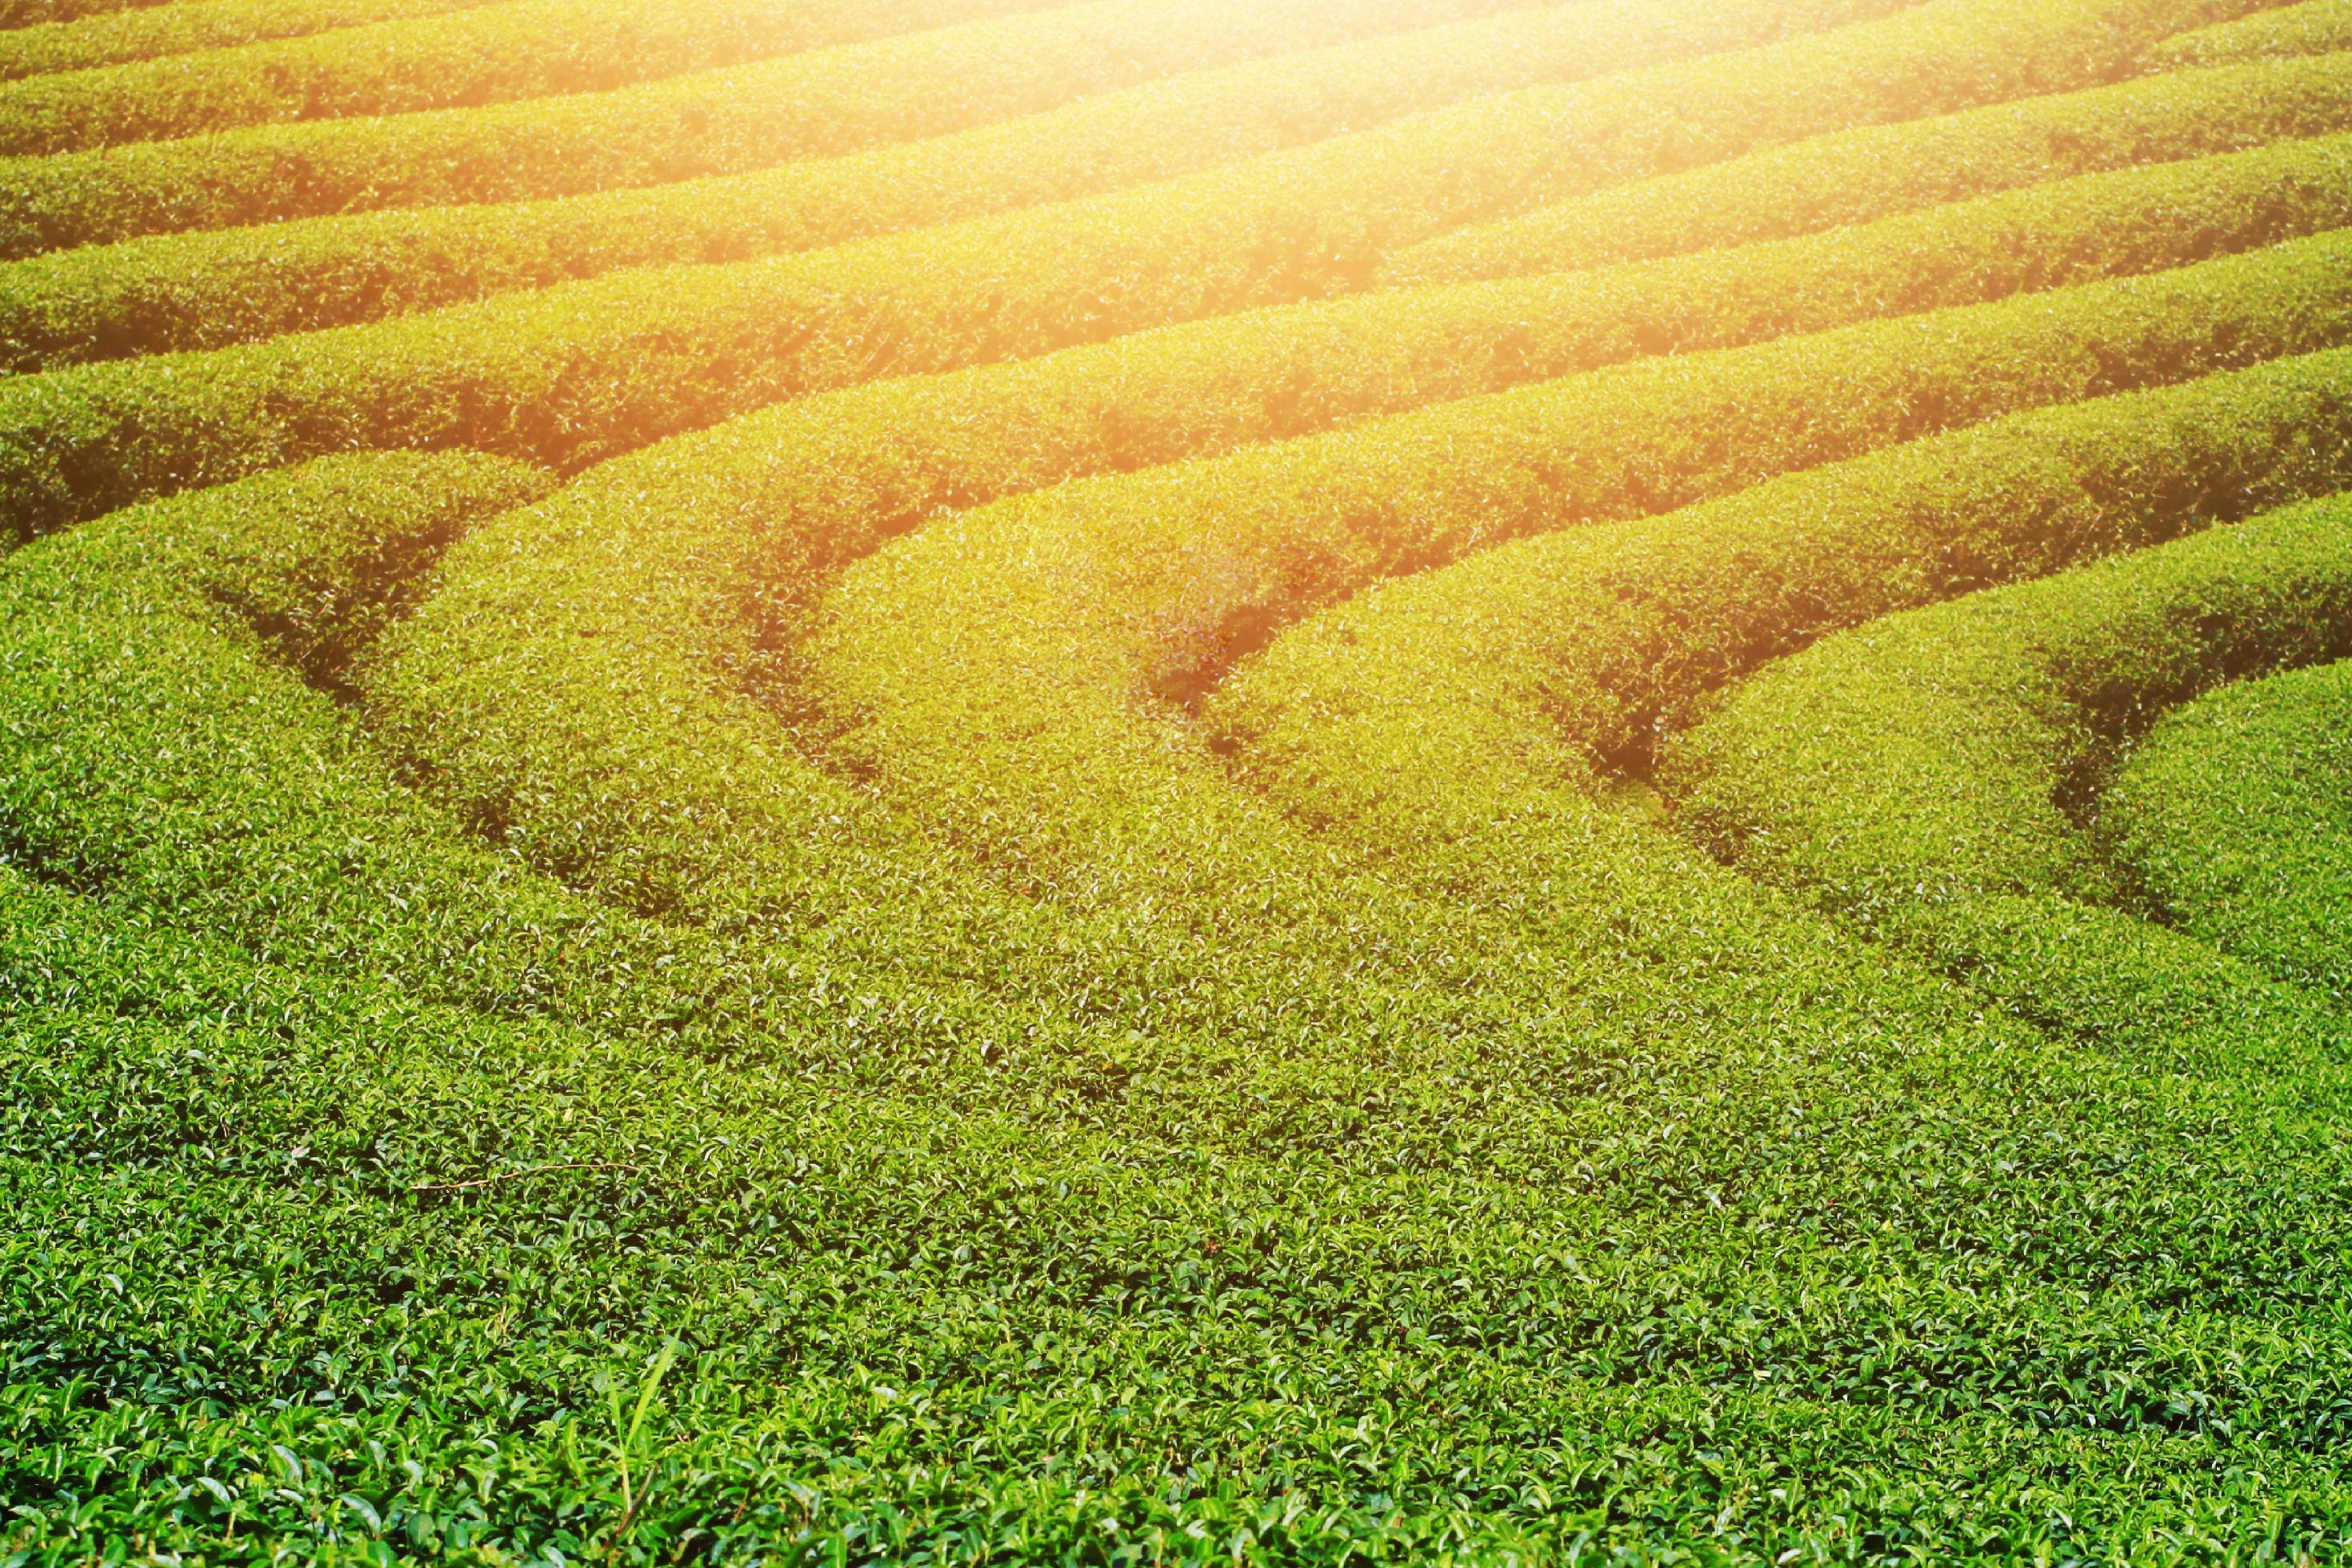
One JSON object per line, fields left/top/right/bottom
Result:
{"left": 3, "top": 0, "right": 2351, "bottom": 1561}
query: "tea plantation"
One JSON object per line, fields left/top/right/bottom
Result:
{"left": 2, "top": 0, "right": 2351, "bottom": 1562}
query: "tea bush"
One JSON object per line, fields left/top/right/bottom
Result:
{"left": 0, "top": 0, "right": 1807, "bottom": 367}
{"left": 2107, "top": 655, "right": 2352, "bottom": 1003}
{"left": 808, "top": 236, "right": 2352, "bottom": 909}
{"left": 0, "top": 0, "right": 504, "bottom": 82}
{"left": 1387, "top": 50, "right": 2352, "bottom": 284}
{"left": 1214, "top": 353, "right": 2352, "bottom": 846}
{"left": 0, "top": 0, "right": 1069, "bottom": 155}
{"left": 370, "top": 147, "right": 2352, "bottom": 938}
{"left": 0, "top": 0, "right": 1574, "bottom": 254}
{"left": 2156, "top": 0, "right": 2352, "bottom": 63}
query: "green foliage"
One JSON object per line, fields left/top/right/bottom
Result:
{"left": 1665, "top": 494, "right": 2352, "bottom": 1053}
{"left": 0, "top": 0, "right": 505, "bottom": 82}
{"left": 2108, "top": 657, "right": 2352, "bottom": 1004}
{"left": 0, "top": 0, "right": 166, "bottom": 27}
{"left": 13, "top": 844, "right": 2352, "bottom": 1562}
{"left": 0, "top": 0, "right": 2239, "bottom": 259}
{"left": 1671, "top": 494, "right": 2352, "bottom": 912}
{"left": 0, "top": 450, "right": 1071, "bottom": 1047}
{"left": 366, "top": 137, "right": 2352, "bottom": 937}
{"left": 0, "top": 453, "right": 614, "bottom": 1003}
{"left": 0, "top": 0, "right": 1823, "bottom": 368}
{"left": 0, "top": 0, "right": 1062, "bottom": 155}
{"left": 1214, "top": 350, "right": 2352, "bottom": 843}
{"left": 14, "top": 457, "right": 2352, "bottom": 1563}
{"left": 1386, "top": 50, "right": 2352, "bottom": 285}
{"left": 0, "top": 0, "right": 2032, "bottom": 538}
{"left": 0, "top": 0, "right": 1687, "bottom": 257}
{"left": 10, "top": 0, "right": 2352, "bottom": 1557}
{"left": 810, "top": 234, "right": 2352, "bottom": 908}
{"left": 2156, "top": 0, "right": 2352, "bottom": 64}
{"left": 0, "top": 0, "right": 2282, "bottom": 543}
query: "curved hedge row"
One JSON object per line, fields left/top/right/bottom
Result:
{"left": 365, "top": 142, "right": 2352, "bottom": 930}
{"left": 0, "top": 0, "right": 1789, "bottom": 370}
{"left": 2155, "top": 0, "right": 2352, "bottom": 64}
{"left": 0, "top": 437, "right": 1613, "bottom": 1092}
{"left": 1386, "top": 50, "right": 2352, "bottom": 286}
{"left": 12, "top": 0, "right": 2352, "bottom": 1552}
{"left": 18, "top": 34, "right": 2350, "bottom": 376}
{"left": 0, "top": 0, "right": 503, "bottom": 82}
{"left": 0, "top": 450, "right": 589, "bottom": 1009}
{"left": 12, "top": 460, "right": 2352, "bottom": 1565}
{"left": 2, "top": 0, "right": 2176, "bottom": 541}
{"left": 0, "top": 425, "right": 2052, "bottom": 1282}
{"left": 1211, "top": 352, "right": 2352, "bottom": 850}
{"left": 0, "top": 450, "right": 1112, "bottom": 1058}
{"left": 0, "top": 0, "right": 168, "bottom": 27}
{"left": 2108, "top": 657, "right": 2352, "bottom": 1004}
{"left": 14, "top": 354, "right": 2352, "bottom": 1568}
{"left": 1193, "top": 366, "right": 2352, "bottom": 1203}
{"left": 1670, "top": 495, "right": 2352, "bottom": 915}
{"left": 0, "top": 0, "right": 2254, "bottom": 264}
{"left": 0, "top": 370, "right": 1999, "bottom": 1183}
{"left": 0, "top": 0, "right": 1065, "bottom": 157}
{"left": 14, "top": 362, "right": 2348, "bottom": 1568}
{"left": 1190, "top": 389, "right": 2352, "bottom": 1270}
{"left": 326, "top": 122, "right": 2297, "bottom": 1044}
{"left": 1663, "top": 494, "right": 2352, "bottom": 1051}
{"left": 0, "top": 0, "right": 1570, "bottom": 258}
{"left": 804, "top": 234, "right": 2352, "bottom": 918}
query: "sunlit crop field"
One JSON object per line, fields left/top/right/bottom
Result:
{"left": 4, "top": 0, "right": 2351, "bottom": 1562}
